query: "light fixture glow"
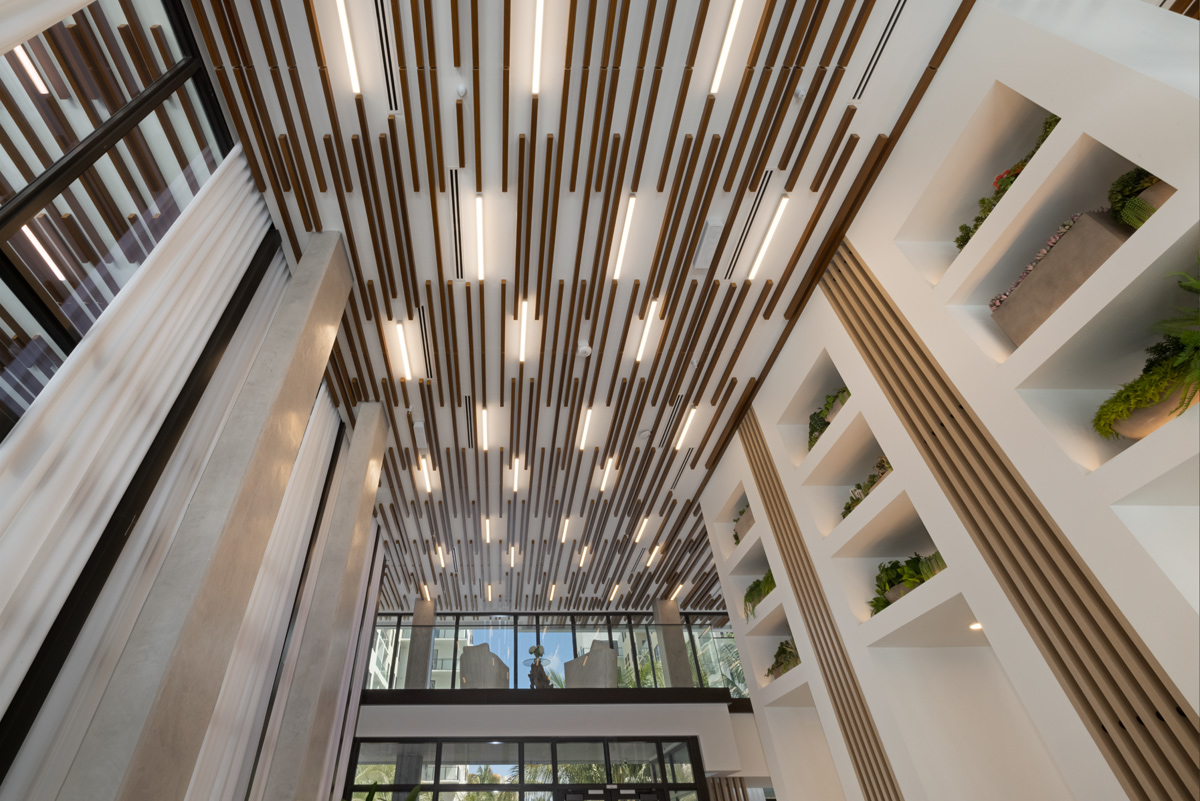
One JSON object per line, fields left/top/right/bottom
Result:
{"left": 531, "top": 0, "right": 545, "bottom": 94}
{"left": 748, "top": 195, "right": 788, "bottom": 280}
{"left": 647, "top": 544, "right": 661, "bottom": 567}
{"left": 422, "top": 583, "right": 430, "bottom": 601}
{"left": 612, "top": 196, "right": 636, "bottom": 279}
{"left": 487, "top": 584, "right": 492, "bottom": 601}
{"left": 518, "top": 300, "right": 529, "bottom": 362}
{"left": 600, "top": 457, "right": 614, "bottom": 491}
{"left": 14, "top": 46, "right": 48, "bottom": 95}
{"left": 609, "top": 582, "right": 620, "bottom": 601}
{"left": 510, "top": 545, "right": 516, "bottom": 567}
{"left": 334, "top": 0, "right": 360, "bottom": 93}
{"left": 579, "top": 545, "right": 589, "bottom": 567}
{"left": 548, "top": 582, "right": 556, "bottom": 601}
{"left": 579, "top": 408, "right": 592, "bottom": 450}
{"left": 635, "top": 300, "right": 658, "bottom": 362}
{"left": 419, "top": 456, "right": 432, "bottom": 493}
{"left": 675, "top": 408, "right": 697, "bottom": 451}
{"left": 437, "top": 545, "right": 445, "bottom": 568}
{"left": 480, "top": 408, "right": 489, "bottom": 450}
{"left": 22, "top": 226, "right": 65, "bottom": 281}
{"left": 513, "top": 456, "right": 520, "bottom": 494}
{"left": 396, "top": 323, "right": 412, "bottom": 380}
{"left": 484, "top": 519, "right": 491, "bottom": 543}
{"left": 634, "top": 518, "right": 649, "bottom": 543}
{"left": 475, "top": 194, "right": 485, "bottom": 280}
{"left": 670, "top": 584, "right": 684, "bottom": 601}
{"left": 710, "top": 0, "right": 745, "bottom": 94}
{"left": 560, "top": 518, "right": 570, "bottom": 543}
{"left": 969, "top": 622, "right": 983, "bottom": 631}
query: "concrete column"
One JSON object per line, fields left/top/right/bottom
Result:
{"left": 405, "top": 600, "right": 436, "bottom": 689}
{"left": 260, "top": 404, "right": 387, "bottom": 801}
{"left": 654, "top": 599, "right": 695, "bottom": 688}
{"left": 60, "top": 232, "right": 350, "bottom": 801}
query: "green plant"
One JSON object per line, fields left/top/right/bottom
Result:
{"left": 1093, "top": 274, "right": 1199, "bottom": 439}
{"left": 807, "top": 387, "right": 850, "bottom": 449}
{"left": 956, "top": 114, "right": 1060, "bottom": 250}
{"left": 732, "top": 503, "right": 749, "bottom": 544}
{"left": 868, "top": 551, "right": 944, "bottom": 615}
{"left": 743, "top": 570, "right": 776, "bottom": 618}
{"left": 766, "top": 638, "right": 801, "bottom": 678}
{"left": 1120, "top": 195, "right": 1157, "bottom": 229}
{"left": 841, "top": 455, "right": 893, "bottom": 518}
{"left": 1109, "top": 167, "right": 1159, "bottom": 222}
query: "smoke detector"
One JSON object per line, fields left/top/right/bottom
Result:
{"left": 578, "top": 340, "right": 593, "bottom": 358}
{"left": 637, "top": 429, "right": 652, "bottom": 441}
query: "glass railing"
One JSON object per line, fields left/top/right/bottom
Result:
{"left": 365, "top": 612, "right": 748, "bottom": 697}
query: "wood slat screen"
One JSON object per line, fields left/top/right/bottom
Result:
{"left": 707, "top": 775, "right": 749, "bottom": 801}
{"left": 738, "top": 410, "right": 906, "bottom": 801}
{"left": 821, "top": 241, "right": 1200, "bottom": 801}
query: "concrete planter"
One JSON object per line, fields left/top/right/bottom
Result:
{"left": 1111, "top": 385, "right": 1199, "bottom": 440}
{"left": 992, "top": 211, "right": 1132, "bottom": 346}
{"left": 824, "top": 397, "right": 846, "bottom": 423}
{"left": 883, "top": 583, "right": 914, "bottom": 604}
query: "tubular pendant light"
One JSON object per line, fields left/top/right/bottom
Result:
{"left": 560, "top": 518, "right": 570, "bottom": 543}
{"left": 518, "top": 300, "right": 529, "bottom": 362}
{"left": 675, "top": 408, "right": 697, "bottom": 451}
{"left": 22, "top": 226, "right": 65, "bottom": 281}
{"left": 579, "top": 545, "right": 589, "bottom": 567}
{"left": 748, "top": 195, "right": 788, "bottom": 280}
{"left": 531, "top": 0, "right": 545, "bottom": 94}
{"left": 548, "top": 582, "right": 556, "bottom": 601}
{"left": 612, "top": 196, "right": 637, "bottom": 279}
{"left": 437, "top": 545, "right": 445, "bottom": 568}
{"left": 334, "top": 0, "right": 360, "bottom": 93}
{"left": 710, "top": 0, "right": 745, "bottom": 94}
{"left": 600, "top": 457, "right": 614, "bottom": 491}
{"left": 647, "top": 544, "right": 661, "bottom": 567}
{"left": 512, "top": 456, "right": 520, "bottom": 493}
{"left": 670, "top": 584, "right": 684, "bottom": 601}
{"left": 14, "top": 46, "right": 48, "bottom": 94}
{"left": 635, "top": 300, "right": 658, "bottom": 362}
{"left": 480, "top": 408, "right": 489, "bottom": 450}
{"left": 579, "top": 408, "right": 592, "bottom": 450}
{"left": 634, "top": 518, "right": 649, "bottom": 543}
{"left": 396, "top": 323, "right": 413, "bottom": 380}
{"left": 419, "top": 457, "right": 432, "bottom": 493}
{"left": 422, "top": 583, "right": 431, "bottom": 601}
{"left": 484, "top": 519, "right": 491, "bottom": 543}
{"left": 475, "top": 194, "right": 485, "bottom": 279}
{"left": 609, "top": 583, "right": 620, "bottom": 601}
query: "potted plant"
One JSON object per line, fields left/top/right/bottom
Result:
{"left": 868, "top": 551, "right": 945, "bottom": 615}
{"left": 841, "top": 456, "right": 892, "bottom": 519}
{"left": 765, "top": 639, "right": 800, "bottom": 679}
{"left": 956, "top": 114, "right": 1060, "bottom": 250}
{"left": 1094, "top": 273, "right": 1199, "bottom": 440}
{"left": 807, "top": 387, "right": 850, "bottom": 450}
{"left": 743, "top": 570, "right": 776, "bottom": 618}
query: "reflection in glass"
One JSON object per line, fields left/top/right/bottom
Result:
{"left": 669, "top": 791, "right": 700, "bottom": 801}
{"left": 555, "top": 741, "right": 607, "bottom": 784}
{"left": 689, "top": 615, "right": 746, "bottom": 699}
{"left": 367, "top": 616, "right": 397, "bottom": 690}
{"left": 436, "top": 792, "right": 518, "bottom": 801}
{"left": 439, "top": 741, "right": 520, "bottom": 784}
{"left": 516, "top": 616, "right": 538, "bottom": 689}
{"left": 457, "top": 616, "right": 515, "bottom": 689}
{"left": 630, "top": 617, "right": 664, "bottom": 688}
{"left": 573, "top": 620, "right": 610, "bottom": 658}
{"left": 523, "top": 742, "right": 553, "bottom": 784}
{"left": 611, "top": 618, "right": 639, "bottom": 688}
{"left": 354, "top": 741, "right": 436, "bottom": 787}
{"left": 609, "top": 741, "right": 660, "bottom": 783}
{"left": 662, "top": 742, "right": 694, "bottom": 784}
{"left": 539, "top": 616, "right": 573, "bottom": 689}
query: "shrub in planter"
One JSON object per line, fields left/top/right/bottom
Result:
{"left": 1094, "top": 274, "right": 1199, "bottom": 440}
{"left": 956, "top": 114, "right": 1060, "bottom": 250}
{"left": 766, "top": 639, "right": 801, "bottom": 679}
{"left": 731, "top": 503, "right": 749, "bottom": 545}
{"left": 868, "top": 551, "right": 946, "bottom": 615}
{"left": 744, "top": 570, "right": 776, "bottom": 618}
{"left": 1109, "top": 167, "right": 1159, "bottom": 223}
{"left": 841, "top": 456, "right": 892, "bottom": 519}
{"left": 807, "top": 387, "right": 850, "bottom": 450}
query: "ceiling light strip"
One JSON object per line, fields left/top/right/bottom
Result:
{"left": 14, "top": 45, "right": 48, "bottom": 95}
{"left": 710, "top": 0, "right": 745, "bottom": 94}
{"left": 579, "top": 408, "right": 592, "bottom": 450}
{"left": 519, "top": 300, "right": 528, "bottom": 362}
{"left": 531, "top": 0, "right": 545, "bottom": 94}
{"left": 612, "top": 196, "right": 636, "bottom": 279}
{"left": 600, "top": 457, "right": 613, "bottom": 491}
{"left": 748, "top": 196, "right": 788, "bottom": 280}
{"left": 674, "top": 408, "right": 697, "bottom": 451}
{"left": 475, "top": 194, "right": 485, "bottom": 280}
{"left": 396, "top": 323, "right": 413, "bottom": 380}
{"left": 22, "top": 226, "right": 66, "bottom": 281}
{"left": 480, "top": 408, "right": 489, "bottom": 450}
{"left": 334, "top": 0, "right": 360, "bottom": 93}
{"left": 635, "top": 300, "right": 658, "bottom": 362}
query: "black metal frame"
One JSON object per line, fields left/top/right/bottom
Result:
{"left": 343, "top": 736, "right": 711, "bottom": 801}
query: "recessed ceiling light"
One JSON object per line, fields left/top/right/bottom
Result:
{"left": 14, "top": 45, "right": 48, "bottom": 95}
{"left": 475, "top": 194, "right": 485, "bottom": 280}
{"left": 646, "top": 544, "right": 661, "bottom": 568}
{"left": 480, "top": 407, "right": 489, "bottom": 450}
{"left": 675, "top": 407, "right": 697, "bottom": 451}
{"left": 396, "top": 323, "right": 412, "bottom": 380}
{"left": 612, "top": 195, "right": 636, "bottom": 279}
{"left": 748, "top": 195, "right": 788, "bottom": 280}
{"left": 579, "top": 545, "right": 588, "bottom": 567}
{"left": 422, "top": 583, "right": 430, "bottom": 601}
{"left": 609, "top": 582, "right": 620, "bottom": 601}
{"left": 600, "top": 457, "right": 614, "bottom": 491}
{"left": 487, "top": 584, "right": 492, "bottom": 602}
{"left": 548, "top": 582, "right": 556, "bottom": 601}
{"left": 531, "top": 0, "right": 545, "bottom": 95}
{"left": 579, "top": 408, "right": 592, "bottom": 450}
{"left": 512, "top": 455, "right": 520, "bottom": 494}
{"left": 969, "top": 622, "right": 983, "bottom": 631}
{"left": 561, "top": 518, "right": 570, "bottom": 543}
{"left": 636, "top": 300, "right": 658, "bottom": 362}
{"left": 670, "top": 584, "right": 684, "bottom": 601}
{"left": 519, "top": 300, "right": 529, "bottom": 362}
{"left": 634, "top": 518, "right": 649, "bottom": 542}
{"left": 437, "top": 545, "right": 445, "bottom": 568}
{"left": 22, "top": 226, "right": 65, "bottom": 281}
{"left": 419, "top": 456, "right": 432, "bottom": 493}
{"left": 484, "top": 519, "right": 490, "bottom": 543}
{"left": 510, "top": 545, "right": 516, "bottom": 568}
{"left": 710, "top": 0, "right": 745, "bottom": 94}
{"left": 334, "top": 0, "right": 360, "bottom": 94}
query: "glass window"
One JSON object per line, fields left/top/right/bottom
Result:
{"left": 555, "top": 741, "right": 607, "bottom": 784}
{"left": 355, "top": 741, "right": 436, "bottom": 787}
{"left": 609, "top": 741, "right": 660, "bottom": 784}
{"left": 688, "top": 615, "right": 746, "bottom": 699}
{"left": 523, "top": 742, "right": 553, "bottom": 784}
{"left": 629, "top": 617, "right": 663, "bottom": 688}
{"left": 662, "top": 742, "right": 694, "bottom": 784}
{"left": 523, "top": 792, "right": 554, "bottom": 801}
{"left": 612, "top": 618, "right": 639, "bottom": 688}
{"left": 573, "top": 618, "right": 611, "bottom": 658}
{"left": 539, "top": 616, "right": 574, "bottom": 689}
{"left": 440, "top": 741, "right": 520, "bottom": 785}
{"left": 516, "top": 615, "right": 538, "bottom": 690}
{"left": 669, "top": 791, "right": 699, "bottom": 801}
{"left": 437, "top": 792, "right": 519, "bottom": 801}
{"left": 431, "top": 618, "right": 457, "bottom": 689}
{"left": 368, "top": 616, "right": 398, "bottom": 690}
{"left": 457, "top": 616, "right": 515, "bottom": 689}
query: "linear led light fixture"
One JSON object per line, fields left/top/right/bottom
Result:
{"left": 531, "top": 0, "right": 546, "bottom": 94}
{"left": 579, "top": 408, "right": 592, "bottom": 450}
{"left": 475, "top": 194, "right": 485, "bottom": 280}
{"left": 487, "top": 584, "right": 492, "bottom": 602}
{"left": 422, "top": 583, "right": 430, "bottom": 601}
{"left": 647, "top": 544, "right": 661, "bottom": 568}
{"left": 510, "top": 545, "right": 516, "bottom": 567}
{"left": 480, "top": 408, "right": 489, "bottom": 450}
{"left": 519, "top": 300, "right": 529, "bottom": 362}
{"left": 22, "top": 226, "right": 65, "bottom": 281}
{"left": 969, "top": 622, "right": 983, "bottom": 631}
{"left": 600, "top": 457, "right": 613, "bottom": 491}
{"left": 670, "top": 584, "right": 684, "bottom": 601}
{"left": 548, "top": 582, "right": 556, "bottom": 601}
{"left": 674, "top": 408, "right": 697, "bottom": 451}
{"left": 14, "top": 46, "right": 48, "bottom": 95}
{"left": 560, "top": 518, "right": 569, "bottom": 543}
{"left": 748, "top": 195, "right": 789, "bottom": 280}
{"left": 612, "top": 196, "right": 636, "bottom": 279}
{"left": 484, "top": 519, "right": 491, "bottom": 543}
{"left": 710, "top": 0, "right": 745, "bottom": 94}
{"left": 437, "top": 546, "right": 445, "bottom": 568}
{"left": 609, "top": 583, "right": 620, "bottom": 601}
{"left": 396, "top": 323, "right": 413, "bottom": 380}
{"left": 334, "top": 0, "right": 360, "bottom": 93}
{"left": 579, "top": 545, "right": 589, "bottom": 568}
{"left": 419, "top": 456, "right": 432, "bottom": 493}
{"left": 635, "top": 300, "right": 658, "bottom": 362}
{"left": 634, "top": 517, "right": 649, "bottom": 543}
{"left": 512, "top": 455, "right": 520, "bottom": 494}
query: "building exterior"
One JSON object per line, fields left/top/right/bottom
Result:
{"left": 0, "top": 1, "right": 1196, "bottom": 800}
